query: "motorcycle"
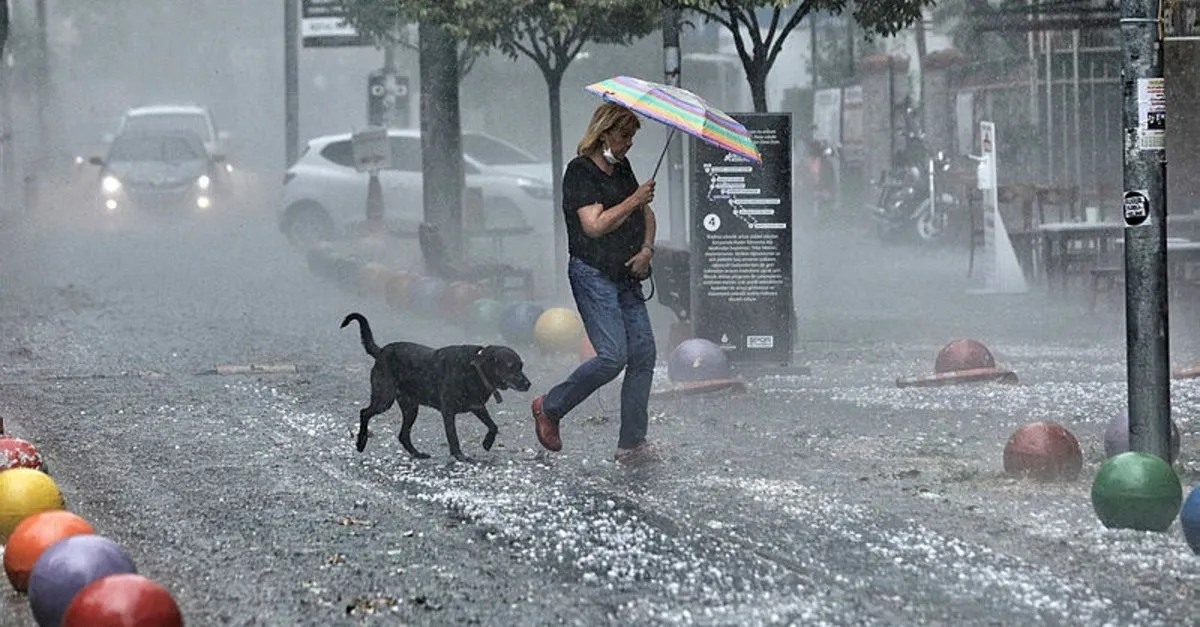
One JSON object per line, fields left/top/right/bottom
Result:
{"left": 804, "top": 138, "right": 839, "bottom": 223}
{"left": 871, "top": 149, "right": 960, "bottom": 243}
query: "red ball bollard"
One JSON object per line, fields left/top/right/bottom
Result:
{"left": 0, "top": 438, "right": 44, "bottom": 472}
{"left": 62, "top": 574, "right": 184, "bottom": 627}
{"left": 1003, "top": 421, "right": 1083, "bottom": 481}
{"left": 934, "top": 339, "right": 995, "bottom": 374}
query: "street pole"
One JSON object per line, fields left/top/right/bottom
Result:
{"left": 382, "top": 31, "right": 399, "bottom": 128}
{"left": 1120, "top": 0, "right": 1171, "bottom": 461}
{"left": 663, "top": 5, "right": 686, "bottom": 246}
{"left": 284, "top": 0, "right": 300, "bottom": 167}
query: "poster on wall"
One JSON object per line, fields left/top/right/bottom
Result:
{"left": 840, "top": 85, "right": 864, "bottom": 164}
{"left": 689, "top": 113, "right": 794, "bottom": 365}
{"left": 813, "top": 88, "right": 842, "bottom": 146}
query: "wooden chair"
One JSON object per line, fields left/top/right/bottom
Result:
{"left": 417, "top": 223, "right": 535, "bottom": 300}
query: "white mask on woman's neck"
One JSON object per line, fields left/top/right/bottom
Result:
{"left": 602, "top": 146, "right": 620, "bottom": 165}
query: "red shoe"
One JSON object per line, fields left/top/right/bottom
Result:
{"left": 531, "top": 396, "right": 561, "bottom": 452}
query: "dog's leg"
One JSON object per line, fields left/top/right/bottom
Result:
{"left": 357, "top": 373, "right": 396, "bottom": 452}
{"left": 441, "top": 411, "right": 470, "bottom": 462}
{"left": 397, "top": 400, "right": 430, "bottom": 459}
{"left": 357, "top": 397, "right": 393, "bottom": 452}
{"left": 472, "top": 408, "right": 500, "bottom": 452}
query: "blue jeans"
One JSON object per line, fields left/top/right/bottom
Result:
{"left": 544, "top": 257, "right": 657, "bottom": 449}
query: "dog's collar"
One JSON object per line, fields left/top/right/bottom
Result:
{"left": 473, "top": 347, "right": 503, "bottom": 404}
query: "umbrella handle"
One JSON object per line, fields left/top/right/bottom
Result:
{"left": 650, "top": 127, "right": 676, "bottom": 180}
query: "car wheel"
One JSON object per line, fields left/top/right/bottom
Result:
{"left": 284, "top": 202, "right": 335, "bottom": 247}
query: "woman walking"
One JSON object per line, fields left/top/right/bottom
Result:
{"left": 530, "top": 102, "right": 660, "bottom": 465}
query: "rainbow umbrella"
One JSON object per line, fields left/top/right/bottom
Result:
{"left": 585, "top": 75, "right": 762, "bottom": 178}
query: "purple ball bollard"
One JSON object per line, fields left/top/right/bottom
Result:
{"left": 28, "top": 534, "right": 137, "bottom": 627}
{"left": 1104, "top": 413, "right": 1181, "bottom": 463}
{"left": 667, "top": 338, "right": 732, "bottom": 383}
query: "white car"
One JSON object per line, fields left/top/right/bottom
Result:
{"left": 110, "top": 105, "right": 233, "bottom": 168}
{"left": 279, "top": 129, "right": 554, "bottom": 245}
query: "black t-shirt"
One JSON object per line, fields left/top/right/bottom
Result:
{"left": 561, "top": 155, "right": 645, "bottom": 283}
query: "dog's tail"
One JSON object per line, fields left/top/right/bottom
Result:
{"left": 340, "top": 312, "right": 381, "bottom": 358}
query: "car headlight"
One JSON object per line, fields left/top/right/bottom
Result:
{"left": 516, "top": 177, "right": 552, "bottom": 200}
{"left": 197, "top": 175, "right": 211, "bottom": 190}
{"left": 101, "top": 175, "right": 121, "bottom": 194}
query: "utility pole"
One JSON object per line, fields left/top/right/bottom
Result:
{"left": 1120, "top": 0, "right": 1171, "bottom": 461}
{"left": 284, "top": 0, "right": 300, "bottom": 167}
{"left": 381, "top": 23, "right": 401, "bottom": 128}
{"left": 663, "top": 5, "right": 686, "bottom": 245}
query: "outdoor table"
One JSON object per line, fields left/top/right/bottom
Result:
{"left": 1037, "top": 221, "right": 1124, "bottom": 292}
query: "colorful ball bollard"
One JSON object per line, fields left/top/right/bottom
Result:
{"left": 668, "top": 338, "right": 731, "bottom": 383}
{"left": 1002, "top": 421, "right": 1083, "bottom": 481}
{"left": 355, "top": 262, "right": 391, "bottom": 298}
{"left": 498, "top": 302, "right": 545, "bottom": 346}
{"left": 534, "top": 308, "right": 585, "bottom": 354}
{"left": 29, "top": 535, "right": 138, "bottom": 627}
{"left": 1103, "top": 413, "right": 1181, "bottom": 463}
{"left": 411, "top": 277, "right": 448, "bottom": 317}
{"left": 305, "top": 245, "right": 337, "bottom": 280}
{"left": 5, "top": 510, "right": 96, "bottom": 593}
{"left": 1091, "top": 451, "right": 1182, "bottom": 532}
{"left": 0, "top": 437, "right": 44, "bottom": 472}
{"left": 934, "top": 339, "right": 995, "bottom": 374}
{"left": 62, "top": 574, "right": 183, "bottom": 627}
{"left": 331, "top": 256, "right": 364, "bottom": 290}
{"left": 440, "top": 282, "right": 484, "bottom": 320}
{"left": 0, "top": 468, "right": 65, "bottom": 543}
{"left": 384, "top": 271, "right": 419, "bottom": 311}
{"left": 1181, "top": 485, "right": 1200, "bottom": 554}
{"left": 465, "top": 298, "right": 505, "bottom": 336}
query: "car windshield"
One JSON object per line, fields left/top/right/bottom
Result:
{"left": 462, "top": 134, "right": 539, "bottom": 165}
{"left": 109, "top": 136, "right": 203, "bottom": 163}
{"left": 123, "top": 113, "right": 212, "bottom": 142}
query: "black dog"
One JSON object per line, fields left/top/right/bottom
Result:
{"left": 340, "top": 313, "right": 532, "bottom": 461}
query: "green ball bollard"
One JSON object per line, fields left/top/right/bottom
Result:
{"left": 1091, "top": 451, "right": 1182, "bottom": 532}
{"left": 466, "top": 298, "right": 506, "bottom": 336}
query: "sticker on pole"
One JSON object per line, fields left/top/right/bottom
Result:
{"left": 1137, "top": 78, "right": 1165, "bottom": 151}
{"left": 1123, "top": 190, "right": 1151, "bottom": 227}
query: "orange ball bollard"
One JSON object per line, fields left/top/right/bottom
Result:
{"left": 4, "top": 510, "right": 95, "bottom": 592}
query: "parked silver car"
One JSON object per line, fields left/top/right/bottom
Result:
{"left": 279, "top": 129, "right": 554, "bottom": 245}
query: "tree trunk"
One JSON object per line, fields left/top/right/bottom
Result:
{"left": 418, "top": 21, "right": 464, "bottom": 262}
{"left": 746, "top": 62, "right": 769, "bottom": 112}
{"left": 546, "top": 70, "right": 568, "bottom": 297}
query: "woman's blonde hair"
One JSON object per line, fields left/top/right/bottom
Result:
{"left": 576, "top": 102, "right": 641, "bottom": 156}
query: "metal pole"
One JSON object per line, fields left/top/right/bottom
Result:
{"left": 810, "top": 15, "right": 818, "bottom": 91}
{"left": 382, "top": 35, "right": 399, "bottom": 127}
{"left": 1072, "top": 30, "right": 1082, "bottom": 189}
{"left": 663, "top": 5, "right": 686, "bottom": 245}
{"left": 284, "top": 0, "right": 300, "bottom": 167}
{"left": 1044, "top": 31, "right": 1054, "bottom": 183}
{"left": 1121, "top": 0, "right": 1171, "bottom": 461}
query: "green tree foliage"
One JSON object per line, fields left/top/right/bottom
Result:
{"left": 476, "top": 1, "right": 660, "bottom": 279}
{"left": 665, "top": 0, "right": 935, "bottom": 112}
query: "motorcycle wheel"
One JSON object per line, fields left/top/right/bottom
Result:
{"left": 916, "top": 209, "right": 948, "bottom": 242}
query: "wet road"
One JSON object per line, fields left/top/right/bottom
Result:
{"left": 0, "top": 194, "right": 1197, "bottom": 626}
